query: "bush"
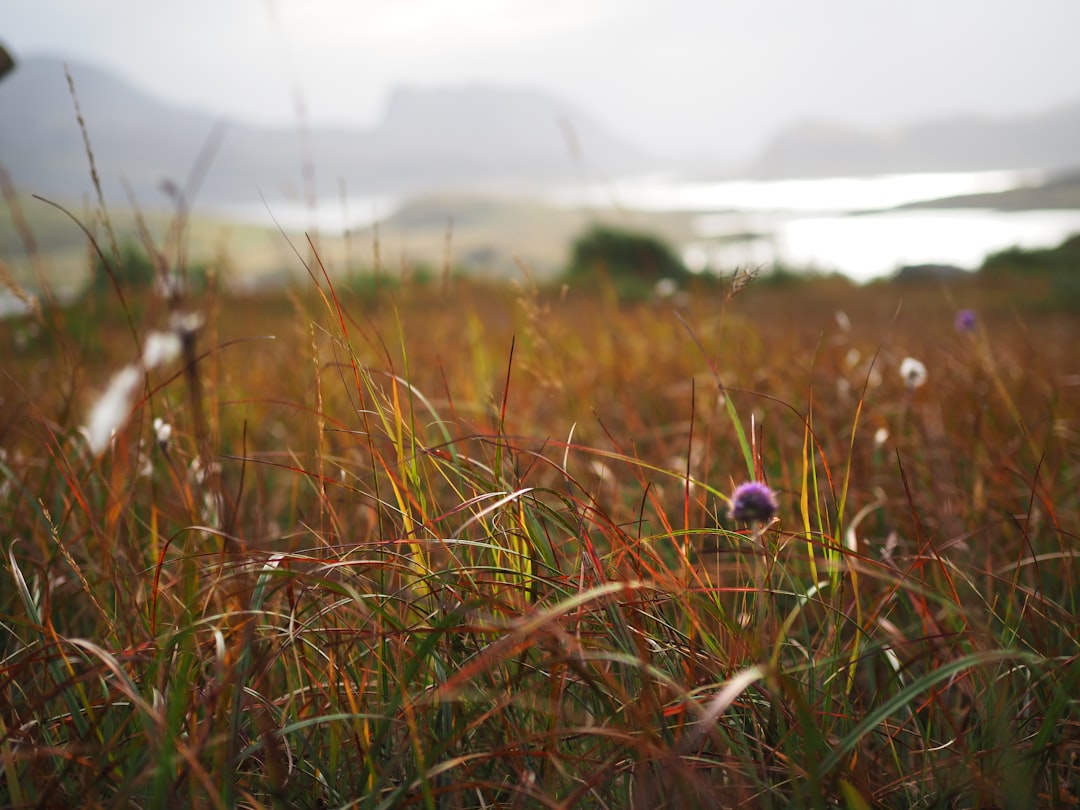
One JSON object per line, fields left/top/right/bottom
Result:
{"left": 89, "top": 241, "right": 158, "bottom": 296}
{"left": 564, "top": 225, "right": 690, "bottom": 288}
{"left": 979, "top": 232, "right": 1080, "bottom": 277}
{"left": 89, "top": 242, "right": 209, "bottom": 299}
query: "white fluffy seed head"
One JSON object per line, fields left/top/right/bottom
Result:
{"left": 85, "top": 365, "right": 142, "bottom": 455}
{"left": 142, "top": 331, "right": 182, "bottom": 370}
{"left": 653, "top": 278, "right": 678, "bottom": 299}
{"left": 899, "top": 357, "right": 928, "bottom": 389}
{"left": 169, "top": 310, "right": 206, "bottom": 337}
{"left": 153, "top": 417, "right": 173, "bottom": 447}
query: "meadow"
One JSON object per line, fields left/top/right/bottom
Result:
{"left": 1, "top": 213, "right": 1078, "bottom": 809}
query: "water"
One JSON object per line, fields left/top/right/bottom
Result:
{"left": 688, "top": 208, "right": 1080, "bottom": 282}
{"left": 552, "top": 169, "right": 1080, "bottom": 282}
{"left": 208, "top": 194, "right": 397, "bottom": 234}
{"left": 549, "top": 169, "right": 1042, "bottom": 214}
{"left": 208, "top": 169, "right": 1080, "bottom": 283}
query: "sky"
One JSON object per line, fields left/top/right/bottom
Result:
{"left": 4, "top": 0, "right": 1080, "bottom": 161}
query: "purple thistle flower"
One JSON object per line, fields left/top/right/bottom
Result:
{"left": 727, "top": 481, "right": 778, "bottom": 524}
{"left": 955, "top": 309, "right": 977, "bottom": 333}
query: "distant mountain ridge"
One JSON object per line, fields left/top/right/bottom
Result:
{"left": 2, "top": 55, "right": 1080, "bottom": 210}
{"left": 0, "top": 56, "right": 654, "bottom": 206}
{"left": 750, "top": 105, "right": 1080, "bottom": 178}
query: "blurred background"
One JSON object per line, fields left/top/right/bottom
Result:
{"left": 3, "top": 0, "right": 1080, "bottom": 296}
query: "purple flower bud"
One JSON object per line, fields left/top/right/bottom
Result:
{"left": 955, "top": 309, "right": 976, "bottom": 333}
{"left": 727, "top": 481, "right": 778, "bottom": 524}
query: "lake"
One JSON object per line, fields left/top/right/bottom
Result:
{"left": 212, "top": 168, "right": 1080, "bottom": 284}
{"left": 548, "top": 169, "right": 1080, "bottom": 282}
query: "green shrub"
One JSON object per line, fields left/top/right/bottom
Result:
{"left": 980, "top": 232, "right": 1080, "bottom": 277}
{"left": 344, "top": 268, "right": 400, "bottom": 300}
{"left": 90, "top": 241, "right": 158, "bottom": 295}
{"left": 564, "top": 224, "right": 690, "bottom": 287}
{"left": 89, "top": 242, "right": 209, "bottom": 299}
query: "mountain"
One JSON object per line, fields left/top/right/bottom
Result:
{"left": 0, "top": 56, "right": 655, "bottom": 207}
{"left": 750, "top": 105, "right": 1080, "bottom": 178}
{"left": 5, "top": 54, "right": 1080, "bottom": 209}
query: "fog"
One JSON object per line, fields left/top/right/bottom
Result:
{"left": 4, "top": 0, "right": 1080, "bottom": 160}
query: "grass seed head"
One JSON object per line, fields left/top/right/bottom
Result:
{"left": 141, "top": 330, "right": 182, "bottom": 369}
{"left": 84, "top": 365, "right": 142, "bottom": 455}
{"left": 899, "top": 356, "right": 928, "bottom": 389}
{"left": 153, "top": 417, "right": 172, "bottom": 449}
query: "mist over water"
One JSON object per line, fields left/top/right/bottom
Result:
{"left": 207, "top": 169, "right": 1080, "bottom": 284}
{"left": 209, "top": 195, "right": 398, "bottom": 234}
{"left": 690, "top": 208, "right": 1080, "bottom": 282}
{"left": 549, "top": 169, "right": 1042, "bottom": 213}
{"left": 554, "top": 168, "right": 1080, "bottom": 282}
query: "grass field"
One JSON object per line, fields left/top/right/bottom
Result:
{"left": 1, "top": 205, "right": 1079, "bottom": 808}
{"left": 0, "top": 186, "right": 702, "bottom": 299}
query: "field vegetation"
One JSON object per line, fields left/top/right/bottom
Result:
{"left": 0, "top": 188, "right": 1079, "bottom": 809}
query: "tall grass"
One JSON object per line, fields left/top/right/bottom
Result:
{"left": 1, "top": 80, "right": 1078, "bottom": 803}
{"left": 2, "top": 227, "right": 1077, "bottom": 808}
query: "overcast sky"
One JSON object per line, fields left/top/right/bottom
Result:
{"left": 5, "top": 0, "right": 1080, "bottom": 160}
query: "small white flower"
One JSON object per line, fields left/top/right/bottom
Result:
{"left": 201, "top": 490, "right": 221, "bottom": 529}
{"left": 154, "top": 272, "right": 185, "bottom": 300}
{"left": 84, "top": 365, "right": 142, "bottom": 455}
{"left": 653, "top": 278, "right": 678, "bottom": 299}
{"left": 844, "top": 348, "right": 861, "bottom": 369}
{"left": 13, "top": 326, "right": 36, "bottom": 351}
{"left": 589, "top": 459, "right": 613, "bottom": 484}
{"left": 899, "top": 357, "right": 928, "bottom": 389}
{"left": 188, "top": 457, "right": 221, "bottom": 485}
{"left": 834, "top": 310, "right": 851, "bottom": 332}
{"left": 142, "top": 331, "right": 182, "bottom": 370}
{"left": 153, "top": 417, "right": 172, "bottom": 448}
{"left": 874, "top": 427, "right": 889, "bottom": 447}
{"left": 136, "top": 451, "right": 153, "bottom": 478}
{"left": 169, "top": 310, "right": 206, "bottom": 337}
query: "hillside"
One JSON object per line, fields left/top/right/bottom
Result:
{"left": 750, "top": 105, "right": 1080, "bottom": 178}
{"left": 0, "top": 56, "right": 656, "bottom": 207}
